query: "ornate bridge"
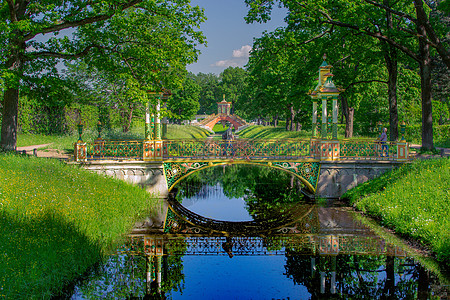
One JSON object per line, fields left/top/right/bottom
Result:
{"left": 72, "top": 58, "right": 410, "bottom": 197}
{"left": 74, "top": 138, "right": 408, "bottom": 195}
{"left": 197, "top": 97, "right": 248, "bottom": 131}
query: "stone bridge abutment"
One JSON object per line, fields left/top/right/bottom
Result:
{"left": 73, "top": 160, "right": 403, "bottom": 199}
{"left": 317, "top": 161, "right": 404, "bottom": 198}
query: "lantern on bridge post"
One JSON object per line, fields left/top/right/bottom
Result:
{"left": 308, "top": 54, "right": 343, "bottom": 161}
{"left": 161, "top": 88, "right": 171, "bottom": 140}
{"left": 74, "top": 121, "right": 87, "bottom": 162}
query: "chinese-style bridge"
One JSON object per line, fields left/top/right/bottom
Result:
{"left": 73, "top": 137, "right": 409, "bottom": 199}
{"left": 72, "top": 57, "right": 410, "bottom": 199}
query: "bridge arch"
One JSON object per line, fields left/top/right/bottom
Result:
{"left": 163, "top": 160, "right": 321, "bottom": 194}
{"left": 164, "top": 197, "right": 317, "bottom": 234}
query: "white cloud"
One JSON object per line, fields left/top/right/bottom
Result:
{"left": 211, "top": 45, "right": 252, "bottom": 69}
{"left": 232, "top": 45, "right": 252, "bottom": 58}
{"left": 212, "top": 60, "right": 241, "bottom": 68}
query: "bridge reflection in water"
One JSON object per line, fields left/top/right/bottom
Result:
{"left": 68, "top": 164, "right": 449, "bottom": 299}
{"left": 113, "top": 204, "right": 448, "bottom": 300}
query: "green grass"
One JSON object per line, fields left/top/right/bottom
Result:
{"left": 237, "top": 125, "right": 366, "bottom": 140}
{"left": 212, "top": 123, "right": 229, "bottom": 134}
{"left": 16, "top": 125, "right": 211, "bottom": 152}
{"left": 342, "top": 157, "right": 450, "bottom": 267}
{"left": 166, "top": 124, "right": 211, "bottom": 139}
{"left": 238, "top": 125, "right": 311, "bottom": 139}
{"left": 0, "top": 154, "right": 159, "bottom": 298}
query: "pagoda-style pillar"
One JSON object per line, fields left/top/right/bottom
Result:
{"left": 308, "top": 54, "right": 343, "bottom": 162}
{"left": 146, "top": 255, "right": 154, "bottom": 295}
{"left": 397, "top": 121, "right": 408, "bottom": 161}
{"left": 154, "top": 96, "right": 161, "bottom": 140}
{"left": 332, "top": 97, "right": 338, "bottom": 140}
{"left": 162, "top": 102, "right": 168, "bottom": 139}
{"left": 321, "top": 98, "right": 328, "bottom": 138}
{"left": 151, "top": 95, "right": 163, "bottom": 160}
{"left": 312, "top": 99, "right": 318, "bottom": 138}
{"left": 156, "top": 255, "right": 162, "bottom": 293}
{"left": 145, "top": 102, "right": 151, "bottom": 140}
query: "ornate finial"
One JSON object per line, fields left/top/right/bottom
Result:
{"left": 223, "top": 94, "right": 225, "bottom": 100}
{"left": 322, "top": 53, "right": 327, "bottom": 61}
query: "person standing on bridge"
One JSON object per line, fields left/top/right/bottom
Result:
{"left": 379, "top": 127, "right": 388, "bottom": 157}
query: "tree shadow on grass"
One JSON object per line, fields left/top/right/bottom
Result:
{"left": 0, "top": 210, "right": 103, "bottom": 299}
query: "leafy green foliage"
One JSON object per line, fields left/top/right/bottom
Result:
{"left": 1, "top": 0, "right": 206, "bottom": 149}
{"left": 168, "top": 77, "right": 201, "bottom": 122}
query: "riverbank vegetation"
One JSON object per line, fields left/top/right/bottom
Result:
{"left": 0, "top": 154, "right": 159, "bottom": 298}
{"left": 343, "top": 157, "right": 450, "bottom": 268}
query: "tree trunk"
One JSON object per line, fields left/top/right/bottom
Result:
{"left": 1, "top": 34, "right": 25, "bottom": 151}
{"left": 340, "top": 95, "right": 354, "bottom": 138}
{"left": 382, "top": 44, "right": 399, "bottom": 141}
{"left": 1, "top": 88, "right": 19, "bottom": 151}
{"left": 285, "top": 113, "right": 289, "bottom": 131}
{"left": 418, "top": 24, "right": 434, "bottom": 150}
{"left": 417, "top": 265, "right": 430, "bottom": 300}
{"left": 383, "top": 256, "right": 395, "bottom": 297}
{"left": 289, "top": 105, "right": 295, "bottom": 131}
{"left": 414, "top": 0, "right": 450, "bottom": 69}
{"left": 272, "top": 114, "right": 278, "bottom": 127}
{"left": 383, "top": 1, "right": 399, "bottom": 141}
{"left": 125, "top": 106, "right": 134, "bottom": 133}
{"left": 386, "top": 54, "right": 399, "bottom": 142}
{"left": 347, "top": 108, "right": 354, "bottom": 138}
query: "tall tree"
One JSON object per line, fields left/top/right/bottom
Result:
{"left": 246, "top": 0, "right": 450, "bottom": 149}
{"left": 167, "top": 77, "right": 201, "bottom": 123}
{"left": 191, "top": 72, "right": 221, "bottom": 115}
{"left": 218, "top": 67, "right": 248, "bottom": 114}
{"left": 0, "top": 0, "right": 205, "bottom": 150}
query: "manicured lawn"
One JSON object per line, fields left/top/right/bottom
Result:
{"left": 343, "top": 157, "right": 450, "bottom": 267}
{"left": 16, "top": 124, "right": 211, "bottom": 151}
{"left": 0, "top": 154, "right": 159, "bottom": 298}
{"left": 237, "top": 125, "right": 367, "bottom": 140}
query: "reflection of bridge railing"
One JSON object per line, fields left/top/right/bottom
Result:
{"left": 74, "top": 138, "right": 409, "bottom": 162}
{"left": 127, "top": 235, "right": 408, "bottom": 257}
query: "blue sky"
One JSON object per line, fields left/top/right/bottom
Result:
{"left": 186, "top": 0, "right": 287, "bottom": 75}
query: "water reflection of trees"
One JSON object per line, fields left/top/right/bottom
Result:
{"left": 284, "top": 253, "right": 427, "bottom": 299}
{"left": 174, "top": 164, "right": 308, "bottom": 221}
{"left": 74, "top": 236, "right": 441, "bottom": 299}
{"left": 74, "top": 239, "right": 186, "bottom": 299}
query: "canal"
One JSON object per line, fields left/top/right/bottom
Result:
{"left": 70, "top": 165, "right": 449, "bottom": 299}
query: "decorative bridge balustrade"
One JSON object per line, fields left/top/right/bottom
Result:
{"left": 164, "top": 139, "right": 311, "bottom": 160}
{"left": 74, "top": 138, "right": 409, "bottom": 162}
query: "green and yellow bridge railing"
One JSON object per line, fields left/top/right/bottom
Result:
{"left": 74, "top": 138, "right": 409, "bottom": 162}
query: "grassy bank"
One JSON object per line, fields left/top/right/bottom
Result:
{"left": 238, "top": 125, "right": 310, "bottom": 139}
{"left": 343, "top": 157, "right": 450, "bottom": 266}
{"left": 0, "top": 154, "right": 159, "bottom": 298}
{"left": 16, "top": 124, "right": 211, "bottom": 151}
{"left": 237, "top": 125, "right": 361, "bottom": 140}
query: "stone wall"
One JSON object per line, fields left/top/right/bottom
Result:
{"left": 74, "top": 161, "right": 169, "bottom": 199}
{"left": 317, "top": 161, "right": 404, "bottom": 199}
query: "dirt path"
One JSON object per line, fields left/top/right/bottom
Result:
{"left": 16, "top": 144, "right": 72, "bottom": 160}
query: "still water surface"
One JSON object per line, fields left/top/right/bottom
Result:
{"left": 71, "top": 165, "right": 449, "bottom": 299}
